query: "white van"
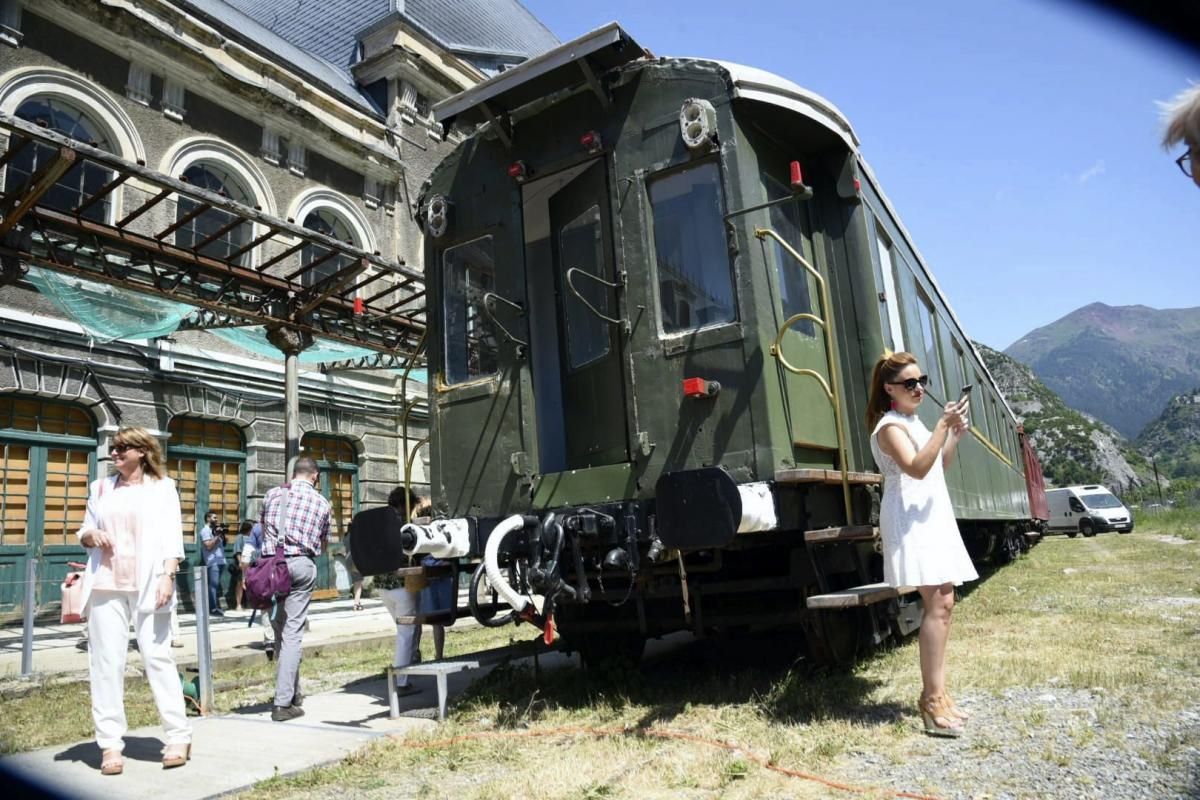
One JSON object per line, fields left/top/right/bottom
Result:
{"left": 1044, "top": 485, "right": 1133, "bottom": 537}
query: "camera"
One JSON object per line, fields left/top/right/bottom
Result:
{"left": 212, "top": 522, "right": 229, "bottom": 540}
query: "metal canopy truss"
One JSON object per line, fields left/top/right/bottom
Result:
{"left": 0, "top": 113, "right": 426, "bottom": 367}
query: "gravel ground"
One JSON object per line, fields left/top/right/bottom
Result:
{"left": 848, "top": 687, "right": 1200, "bottom": 799}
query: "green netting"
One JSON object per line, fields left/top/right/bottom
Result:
{"left": 26, "top": 265, "right": 191, "bottom": 342}
{"left": 26, "top": 265, "right": 426, "bottom": 375}
{"left": 210, "top": 325, "right": 393, "bottom": 366}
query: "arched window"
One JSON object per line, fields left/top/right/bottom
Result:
{"left": 300, "top": 207, "right": 356, "bottom": 288}
{"left": 300, "top": 433, "right": 357, "bottom": 542}
{"left": 166, "top": 417, "right": 245, "bottom": 539}
{"left": 175, "top": 162, "right": 254, "bottom": 265}
{"left": 0, "top": 396, "right": 95, "bottom": 610}
{"left": 4, "top": 95, "right": 115, "bottom": 222}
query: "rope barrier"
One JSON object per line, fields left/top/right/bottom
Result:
{"left": 391, "top": 725, "right": 943, "bottom": 800}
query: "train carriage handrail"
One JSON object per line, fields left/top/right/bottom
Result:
{"left": 565, "top": 266, "right": 627, "bottom": 330}
{"left": 482, "top": 291, "right": 529, "bottom": 349}
{"left": 754, "top": 227, "right": 854, "bottom": 525}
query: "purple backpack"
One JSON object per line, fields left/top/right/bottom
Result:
{"left": 244, "top": 490, "right": 292, "bottom": 613}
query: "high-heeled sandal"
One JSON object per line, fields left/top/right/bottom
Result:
{"left": 944, "top": 693, "right": 970, "bottom": 721}
{"left": 919, "top": 694, "right": 964, "bottom": 738}
{"left": 162, "top": 742, "right": 191, "bottom": 769}
{"left": 100, "top": 749, "right": 124, "bottom": 775}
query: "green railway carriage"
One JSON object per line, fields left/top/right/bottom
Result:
{"left": 399, "top": 24, "right": 1044, "bottom": 664}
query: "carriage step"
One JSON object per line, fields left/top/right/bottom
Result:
{"left": 804, "top": 525, "right": 878, "bottom": 544}
{"left": 775, "top": 468, "right": 882, "bottom": 485}
{"left": 806, "top": 582, "right": 916, "bottom": 609}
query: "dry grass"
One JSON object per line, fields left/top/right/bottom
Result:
{"left": 233, "top": 519, "right": 1200, "bottom": 800}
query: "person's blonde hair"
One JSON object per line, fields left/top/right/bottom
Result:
{"left": 1161, "top": 83, "right": 1200, "bottom": 149}
{"left": 865, "top": 351, "right": 918, "bottom": 430}
{"left": 112, "top": 426, "right": 166, "bottom": 480}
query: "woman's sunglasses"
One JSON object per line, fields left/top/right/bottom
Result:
{"left": 109, "top": 443, "right": 137, "bottom": 454}
{"left": 887, "top": 375, "right": 929, "bottom": 392}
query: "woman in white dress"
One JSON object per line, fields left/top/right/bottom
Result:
{"left": 867, "top": 351, "right": 977, "bottom": 737}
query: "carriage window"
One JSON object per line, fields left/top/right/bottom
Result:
{"left": 764, "top": 172, "right": 814, "bottom": 335}
{"left": 649, "top": 162, "right": 735, "bottom": 334}
{"left": 443, "top": 236, "right": 499, "bottom": 385}
{"left": 916, "top": 294, "right": 945, "bottom": 399}
{"left": 560, "top": 204, "right": 610, "bottom": 368}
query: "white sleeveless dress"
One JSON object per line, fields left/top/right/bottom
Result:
{"left": 870, "top": 410, "right": 978, "bottom": 588}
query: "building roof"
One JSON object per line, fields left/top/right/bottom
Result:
{"left": 220, "top": 0, "right": 559, "bottom": 74}
{"left": 179, "top": 0, "right": 384, "bottom": 116}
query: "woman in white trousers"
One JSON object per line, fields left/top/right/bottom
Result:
{"left": 77, "top": 427, "right": 192, "bottom": 775}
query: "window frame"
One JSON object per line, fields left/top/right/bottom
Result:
{"left": 645, "top": 158, "right": 739, "bottom": 340}
{"left": 166, "top": 417, "right": 246, "bottom": 541}
{"left": 441, "top": 233, "right": 501, "bottom": 387}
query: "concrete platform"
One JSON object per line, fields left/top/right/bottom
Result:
{"left": 1, "top": 673, "right": 437, "bottom": 799}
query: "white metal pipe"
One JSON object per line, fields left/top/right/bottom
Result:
{"left": 483, "top": 515, "right": 528, "bottom": 614}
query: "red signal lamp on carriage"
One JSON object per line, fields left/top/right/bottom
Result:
{"left": 789, "top": 160, "right": 814, "bottom": 199}
{"left": 682, "top": 377, "right": 721, "bottom": 398}
{"left": 580, "top": 130, "right": 602, "bottom": 153}
{"left": 507, "top": 160, "right": 531, "bottom": 183}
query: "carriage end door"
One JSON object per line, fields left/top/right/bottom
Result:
{"left": 548, "top": 160, "right": 630, "bottom": 470}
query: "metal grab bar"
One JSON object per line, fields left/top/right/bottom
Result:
{"left": 565, "top": 266, "right": 625, "bottom": 328}
{"left": 755, "top": 227, "right": 853, "bottom": 525}
{"left": 482, "top": 291, "right": 529, "bottom": 348}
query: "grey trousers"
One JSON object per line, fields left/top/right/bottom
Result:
{"left": 272, "top": 556, "right": 316, "bottom": 707}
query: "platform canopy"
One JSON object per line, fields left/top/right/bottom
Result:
{"left": 0, "top": 112, "right": 426, "bottom": 371}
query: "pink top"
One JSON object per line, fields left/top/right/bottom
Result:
{"left": 91, "top": 482, "right": 148, "bottom": 592}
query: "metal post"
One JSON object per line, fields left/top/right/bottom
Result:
{"left": 192, "top": 566, "right": 214, "bottom": 714}
{"left": 21, "top": 558, "right": 36, "bottom": 676}
{"left": 284, "top": 349, "right": 299, "bottom": 466}
{"left": 1153, "top": 459, "right": 1164, "bottom": 503}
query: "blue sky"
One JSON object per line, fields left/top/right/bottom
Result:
{"left": 520, "top": 0, "right": 1200, "bottom": 351}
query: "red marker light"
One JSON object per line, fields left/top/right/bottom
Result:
{"left": 789, "top": 161, "right": 804, "bottom": 190}
{"left": 683, "top": 377, "right": 720, "bottom": 398}
{"left": 353, "top": 296, "right": 364, "bottom": 314}
{"left": 507, "top": 160, "right": 528, "bottom": 180}
{"left": 581, "top": 130, "right": 601, "bottom": 150}
{"left": 853, "top": 176, "right": 861, "bottom": 192}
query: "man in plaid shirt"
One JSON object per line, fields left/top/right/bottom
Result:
{"left": 260, "top": 456, "right": 331, "bottom": 721}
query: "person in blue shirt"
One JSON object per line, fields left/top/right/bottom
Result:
{"left": 198, "top": 510, "right": 227, "bottom": 618}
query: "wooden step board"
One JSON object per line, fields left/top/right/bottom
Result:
{"left": 775, "top": 468, "right": 882, "bottom": 485}
{"left": 804, "top": 525, "right": 878, "bottom": 544}
{"left": 806, "top": 582, "right": 916, "bottom": 609}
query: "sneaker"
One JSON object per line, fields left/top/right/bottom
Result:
{"left": 292, "top": 691, "right": 304, "bottom": 708}
{"left": 210, "top": 609, "right": 225, "bottom": 618}
{"left": 395, "top": 683, "right": 422, "bottom": 697}
{"left": 271, "top": 704, "right": 305, "bottom": 722}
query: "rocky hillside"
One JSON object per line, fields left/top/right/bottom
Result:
{"left": 1137, "top": 388, "right": 1200, "bottom": 480}
{"left": 1005, "top": 303, "right": 1200, "bottom": 439}
{"left": 976, "top": 343, "right": 1147, "bottom": 491}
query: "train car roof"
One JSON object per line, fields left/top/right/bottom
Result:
{"left": 710, "top": 61, "right": 860, "bottom": 151}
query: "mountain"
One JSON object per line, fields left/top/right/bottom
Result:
{"left": 1137, "top": 388, "right": 1200, "bottom": 479}
{"left": 1005, "top": 303, "right": 1200, "bottom": 438}
{"left": 976, "top": 343, "right": 1146, "bottom": 492}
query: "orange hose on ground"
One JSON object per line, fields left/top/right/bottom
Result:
{"left": 390, "top": 724, "right": 941, "bottom": 799}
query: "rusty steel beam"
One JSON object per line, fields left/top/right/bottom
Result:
{"left": 0, "top": 146, "right": 77, "bottom": 237}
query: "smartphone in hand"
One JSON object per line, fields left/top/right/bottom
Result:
{"left": 958, "top": 384, "right": 973, "bottom": 404}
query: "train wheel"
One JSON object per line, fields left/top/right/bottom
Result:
{"left": 802, "top": 609, "right": 861, "bottom": 667}
{"left": 1080, "top": 520, "right": 1096, "bottom": 538}
{"left": 994, "top": 531, "right": 1020, "bottom": 565}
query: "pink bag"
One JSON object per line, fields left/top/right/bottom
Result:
{"left": 61, "top": 561, "right": 87, "bottom": 624}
